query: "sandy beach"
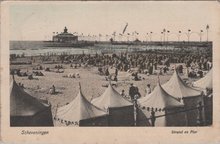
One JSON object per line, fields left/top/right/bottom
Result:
{"left": 10, "top": 60, "right": 193, "bottom": 127}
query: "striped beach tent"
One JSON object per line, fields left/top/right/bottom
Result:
{"left": 162, "top": 70, "right": 204, "bottom": 126}
{"left": 92, "top": 82, "right": 134, "bottom": 126}
{"left": 138, "top": 82, "right": 186, "bottom": 126}
{"left": 162, "top": 69, "right": 202, "bottom": 99}
{"left": 55, "top": 84, "right": 108, "bottom": 126}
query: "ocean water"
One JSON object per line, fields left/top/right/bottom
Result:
{"left": 11, "top": 47, "right": 93, "bottom": 56}
{"left": 10, "top": 41, "right": 174, "bottom": 56}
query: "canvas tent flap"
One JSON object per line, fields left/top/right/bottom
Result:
{"left": 55, "top": 90, "right": 107, "bottom": 123}
{"left": 91, "top": 83, "right": 133, "bottom": 110}
{"left": 162, "top": 70, "right": 201, "bottom": 99}
{"left": 138, "top": 83, "right": 183, "bottom": 109}
{"left": 10, "top": 80, "right": 48, "bottom": 116}
{"left": 193, "top": 69, "right": 212, "bottom": 89}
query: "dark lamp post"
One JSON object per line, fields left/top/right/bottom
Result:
{"left": 163, "top": 29, "right": 166, "bottom": 42}
{"left": 167, "top": 30, "right": 170, "bottom": 42}
{"left": 150, "top": 32, "right": 153, "bottom": 41}
{"left": 187, "top": 29, "right": 191, "bottom": 42}
{"left": 178, "top": 31, "right": 182, "bottom": 42}
{"left": 206, "top": 25, "right": 209, "bottom": 41}
{"left": 200, "top": 30, "right": 203, "bottom": 42}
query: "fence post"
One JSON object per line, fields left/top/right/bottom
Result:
{"left": 150, "top": 110, "right": 156, "bottom": 127}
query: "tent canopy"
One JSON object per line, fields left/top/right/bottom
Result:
{"left": 56, "top": 88, "right": 107, "bottom": 123}
{"left": 10, "top": 80, "right": 48, "bottom": 116}
{"left": 193, "top": 69, "right": 212, "bottom": 89}
{"left": 162, "top": 70, "right": 201, "bottom": 99}
{"left": 138, "top": 82, "right": 183, "bottom": 109}
{"left": 91, "top": 83, "right": 133, "bottom": 110}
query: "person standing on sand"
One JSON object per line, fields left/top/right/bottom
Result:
{"left": 129, "top": 83, "right": 136, "bottom": 101}
{"left": 113, "top": 75, "right": 118, "bottom": 82}
{"left": 115, "top": 68, "right": 118, "bottom": 76}
{"left": 21, "top": 84, "right": 24, "bottom": 89}
{"left": 134, "top": 85, "right": 141, "bottom": 99}
{"left": 145, "top": 84, "right": 152, "bottom": 95}
{"left": 120, "top": 90, "right": 126, "bottom": 97}
{"left": 49, "top": 85, "right": 56, "bottom": 95}
{"left": 105, "top": 68, "right": 110, "bottom": 76}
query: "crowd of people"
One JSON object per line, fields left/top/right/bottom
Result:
{"left": 58, "top": 49, "right": 212, "bottom": 76}
{"left": 10, "top": 47, "right": 212, "bottom": 77}
{"left": 11, "top": 47, "right": 212, "bottom": 100}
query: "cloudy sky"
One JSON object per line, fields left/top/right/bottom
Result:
{"left": 9, "top": 1, "right": 219, "bottom": 41}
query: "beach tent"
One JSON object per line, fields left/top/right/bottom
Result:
{"left": 193, "top": 69, "right": 213, "bottom": 90}
{"left": 138, "top": 82, "right": 186, "bottom": 126}
{"left": 55, "top": 86, "right": 108, "bottom": 127}
{"left": 162, "top": 70, "right": 202, "bottom": 99}
{"left": 10, "top": 80, "right": 54, "bottom": 126}
{"left": 162, "top": 70, "right": 204, "bottom": 126}
{"left": 92, "top": 83, "right": 134, "bottom": 126}
{"left": 135, "top": 108, "right": 151, "bottom": 126}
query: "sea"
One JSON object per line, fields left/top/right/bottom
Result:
{"left": 10, "top": 41, "right": 174, "bottom": 56}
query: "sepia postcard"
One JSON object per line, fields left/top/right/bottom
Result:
{"left": 1, "top": 1, "right": 220, "bottom": 144}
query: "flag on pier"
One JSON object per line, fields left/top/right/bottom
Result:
{"left": 122, "top": 23, "right": 128, "bottom": 34}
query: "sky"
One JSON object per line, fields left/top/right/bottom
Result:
{"left": 9, "top": 1, "right": 218, "bottom": 41}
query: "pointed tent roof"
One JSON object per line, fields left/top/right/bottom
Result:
{"left": 10, "top": 80, "right": 48, "bottom": 116}
{"left": 162, "top": 70, "right": 201, "bottom": 99}
{"left": 55, "top": 88, "right": 107, "bottom": 122}
{"left": 193, "top": 69, "right": 212, "bottom": 89}
{"left": 138, "top": 83, "right": 183, "bottom": 109}
{"left": 91, "top": 83, "right": 133, "bottom": 110}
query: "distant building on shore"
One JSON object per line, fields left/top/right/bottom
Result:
{"left": 52, "top": 27, "right": 78, "bottom": 43}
